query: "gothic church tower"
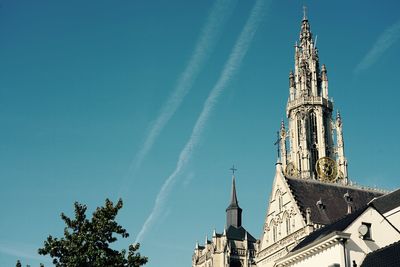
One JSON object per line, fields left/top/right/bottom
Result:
{"left": 192, "top": 170, "right": 257, "bottom": 267}
{"left": 280, "top": 10, "right": 348, "bottom": 184}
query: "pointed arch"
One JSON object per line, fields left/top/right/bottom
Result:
{"left": 296, "top": 112, "right": 302, "bottom": 147}
{"left": 274, "top": 189, "right": 283, "bottom": 212}
{"left": 308, "top": 110, "right": 319, "bottom": 175}
{"left": 268, "top": 218, "right": 277, "bottom": 243}
{"left": 282, "top": 212, "right": 291, "bottom": 235}
{"left": 309, "top": 110, "right": 318, "bottom": 144}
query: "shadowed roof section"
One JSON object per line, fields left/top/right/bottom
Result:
{"left": 285, "top": 177, "right": 384, "bottom": 225}
{"left": 361, "top": 240, "right": 400, "bottom": 267}
{"left": 292, "top": 206, "right": 367, "bottom": 252}
{"left": 226, "top": 225, "right": 257, "bottom": 242}
{"left": 370, "top": 188, "right": 400, "bottom": 214}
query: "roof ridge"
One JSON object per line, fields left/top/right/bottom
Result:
{"left": 368, "top": 239, "right": 400, "bottom": 254}
{"left": 285, "top": 176, "right": 387, "bottom": 193}
{"left": 292, "top": 206, "right": 369, "bottom": 252}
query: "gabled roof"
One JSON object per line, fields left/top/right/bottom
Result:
{"left": 361, "top": 240, "right": 400, "bottom": 267}
{"left": 286, "top": 177, "right": 384, "bottom": 225}
{"left": 292, "top": 206, "right": 368, "bottom": 252}
{"left": 226, "top": 225, "right": 257, "bottom": 242}
{"left": 370, "top": 188, "right": 400, "bottom": 214}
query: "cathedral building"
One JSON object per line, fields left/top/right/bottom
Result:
{"left": 193, "top": 10, "right": 400, "bottom": 267}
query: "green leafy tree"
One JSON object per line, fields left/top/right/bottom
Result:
{"left": 38, "top": 199, "right": 147, "bottom": 267}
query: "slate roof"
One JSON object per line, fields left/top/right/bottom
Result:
{"left": 370, "top": 188, "right": 400, "bottom": 214}
{"left": 286, "top": 177, "right": 384, "bottom": 225}
{"left": 361, "top": 240, "right": 400, "bottom": 267}
{"left": 292, "top": 206, "right": 368, "bottom": 252}
{"left": 226, "top": 225, "right": 257, "bottom": 242}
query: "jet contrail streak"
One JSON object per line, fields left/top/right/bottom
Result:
{"left": 355, "top": 19, "right": 400, "bottom": 74}
{"left": 135, "top": 0, "right": 268, "bottom": 243}
{"left": 118, "top": 0, "right": 237, "bottom": 197}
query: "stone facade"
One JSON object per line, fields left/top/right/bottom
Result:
{"left": 282, "top": 13, "right": 347, "bottom": 183}
{"left": 192, "top": 10, "right": 398, "bottom": 267}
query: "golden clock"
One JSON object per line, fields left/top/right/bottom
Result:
{"left": 315, "top": 157, "right": 338, "bottom": 182}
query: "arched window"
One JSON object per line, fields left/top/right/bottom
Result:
{"left": 286, "top": 216, "right": 291, "bottom": 235}
{"left": 297, "top": 114, "right": 302, "bottom": 146}
{"left": 309, "top": 111, "right": 318, "bottom": 144}
{"left": 276, "top": 190, "right": 283, "bottom": 212}
{"left": 323, "top": 113, "right": 330, "bottom": 155}
{"left": 309, "top": 111, "right": 319, "bottom": 175}
{"left": 297, "top": 151, "right": 302, "bottom": 173}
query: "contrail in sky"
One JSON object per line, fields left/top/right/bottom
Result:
{"left": 354, "top": 19, "right": 400, "bottom": 74}
{"left": 135, "top": 0, "right": 268, "bottom": 243}
{"left": 118, "top": 0, "right": 236, "bottom": 196}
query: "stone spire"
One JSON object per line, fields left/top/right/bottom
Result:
{"left": 282, "top": 9, "right": 348, "bottom": 184}
{"left": 230, "top": 175, "right": 239, "bottom": 206}
{"left": 226, "top": 167, "right": 242, "bottom": 228}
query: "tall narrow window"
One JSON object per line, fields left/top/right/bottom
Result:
{"left": 309, "top": 111, "right": 318, "bottom": 144}
{"left": 324, "top": 114, "right": 330, "bottom": 156}
{"left": 297, "top": 152, "right": 302, "bottom": 173}
{"left": 297, "top": 114, "right": 302, "bottom": 147}
{"left": 273, "top": 225, "right": 277, "bottom": 242}
{"left": 309, "top": 111, "right": 319, "bottom": 176}
{"left": 286, "top": 216, "right": 291, "bottom": 235}
{"left": 311, "top": 144, "right": 319, "bottom": 176}
{"left": 278, "top": 193, "right": 283, "bottom": 212}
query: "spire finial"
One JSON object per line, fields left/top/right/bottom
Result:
{"left": 303, "top": 5, "right": 308, "bottom": 20}
{"left": 229, "top": 167, "right": 238, "bottom": 206}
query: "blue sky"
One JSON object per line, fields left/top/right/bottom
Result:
{"left": 1, "top": 0, "right": 400, "bottom": 266}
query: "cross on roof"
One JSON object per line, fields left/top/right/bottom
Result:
{"left": 274, "top": 131, "right": 281, "bottom": 158}
{"left": 230, "top": 165, "right": 237, "bottom": 175}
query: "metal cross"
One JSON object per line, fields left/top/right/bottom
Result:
{"left": 230, "top": 165, "right": 237, "bottom": 175}
{"left": 274, "top": 131, "right": 281, "bottom": 158}
{"left": 303, "top": 5, "right": 307, "bottom": 20}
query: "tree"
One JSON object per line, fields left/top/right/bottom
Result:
{"left": 38, "top": 199, "right": 147, "bottom": 267}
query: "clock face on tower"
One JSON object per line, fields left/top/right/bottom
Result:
{"left": 315, "top": 157, "right": 338, "bottom": 182}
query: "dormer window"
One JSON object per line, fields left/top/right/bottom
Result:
{"left": 316, "top": 198, "right": 325, "bottom": 210}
